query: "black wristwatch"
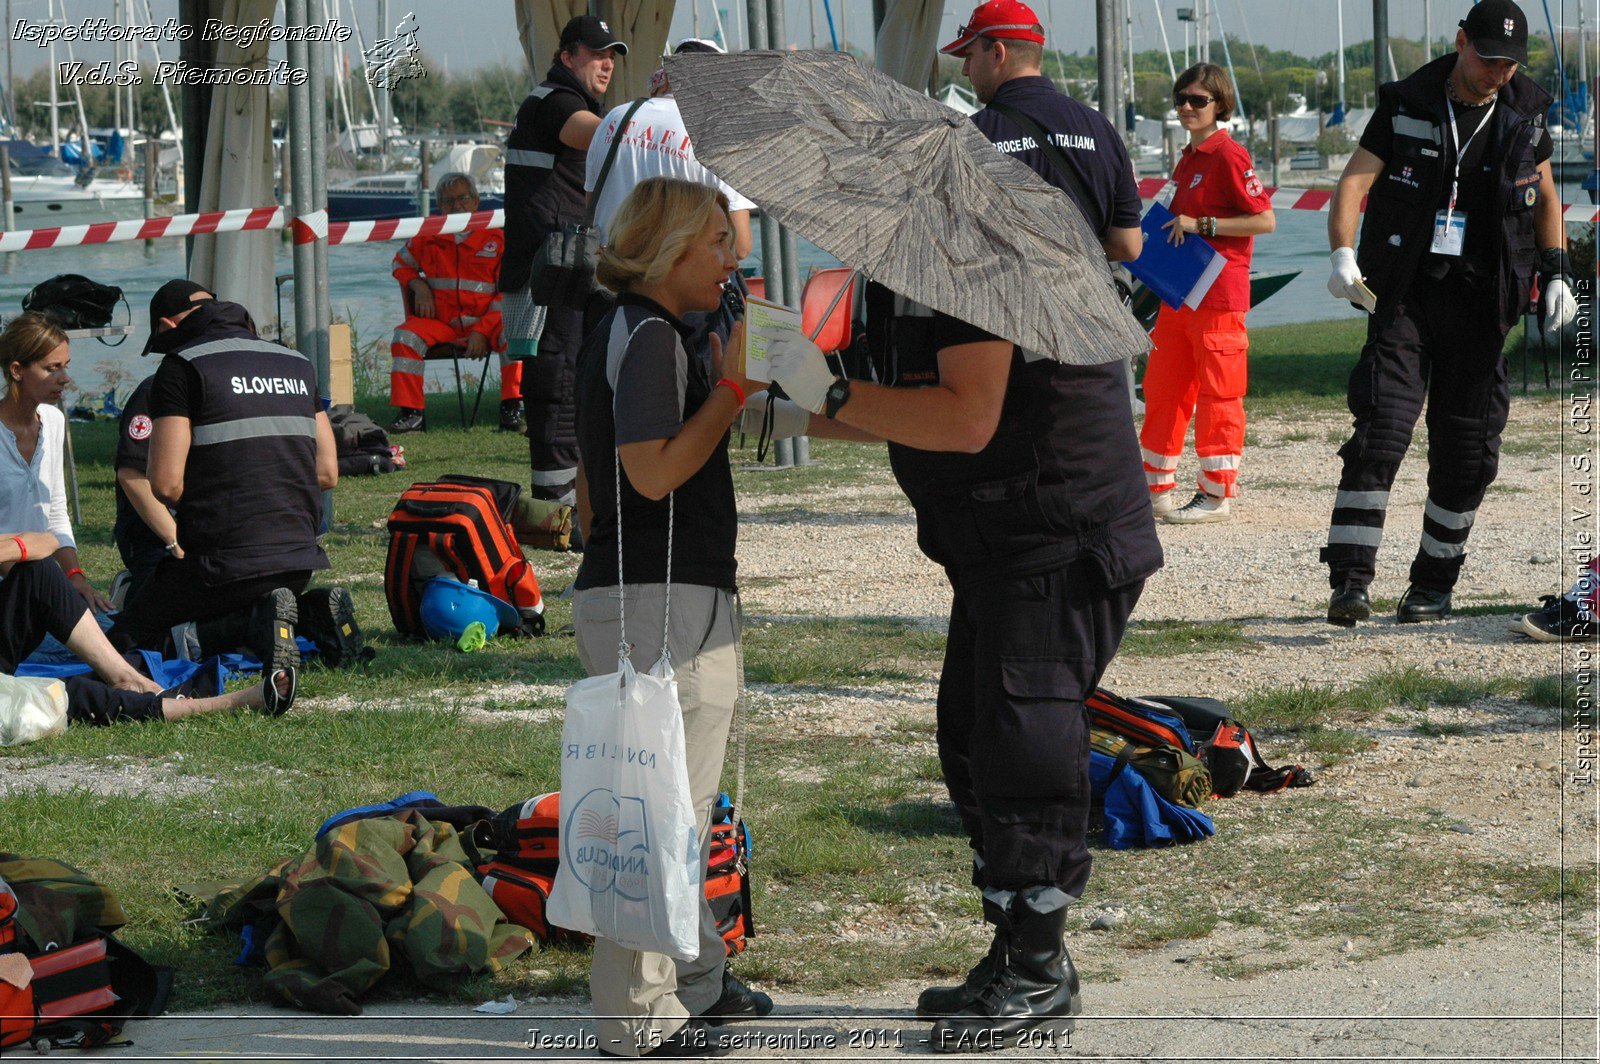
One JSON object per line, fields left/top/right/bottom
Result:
{"left": 823, "top": 377, "right": 852, "bottom": 419}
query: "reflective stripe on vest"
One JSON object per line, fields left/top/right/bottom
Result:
{"left": 177, "top": 337, "right": 308, "bottom": 363}
{"left": 505, "top": 148, "right": 557, "bottom": 169}
{"left": 191, "top": 414, "right": 317, "bottom": 447}
{"left": 426, "top": 277, "right": 498, "bottom": 294}
{"left": 1392, "top": 114, "right": 1442, "bottom": 144}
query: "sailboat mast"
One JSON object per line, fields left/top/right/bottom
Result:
{"left": 1151, "top": 0, "right": 1176, "bottom": 82}
{"left": 45, "top": 0, "right": 60, "bottom": 155}
{"left": 1337, "top": 0, "right": 1347, "bottom": 110}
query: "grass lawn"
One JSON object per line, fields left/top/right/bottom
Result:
{"left": 2, "top": 316, "right": 1580, "bottom": 1009}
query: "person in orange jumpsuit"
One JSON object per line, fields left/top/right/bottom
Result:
{"left": 388, "top": 173, "right": 524, "bottom": 434}
{"left": 1140, "top": 63, "right": 1275, "bottom": 524}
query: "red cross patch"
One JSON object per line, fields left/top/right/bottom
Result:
{"left": 129, "top": 414, "right": 152, "bottom": 440}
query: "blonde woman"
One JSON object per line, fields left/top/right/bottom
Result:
{"left": 0, "top": 312, "right": 112, "bottom": 612}
{"left": 567, "top": 175, "right": 766, "bottom": 1059}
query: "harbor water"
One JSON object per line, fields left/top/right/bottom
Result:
{"left": 1, "top": 179, "right": 1590, "bottom": 404}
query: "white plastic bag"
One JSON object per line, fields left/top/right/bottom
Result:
{"left": 0, "top": 674, "right": 69, "bottom": 746}
{"left": 546, "top": 656, "right": 701, "bottom": 960}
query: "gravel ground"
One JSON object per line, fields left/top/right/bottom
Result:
{"left": 737, "top": 399, "right": 1581, "bottom": 692}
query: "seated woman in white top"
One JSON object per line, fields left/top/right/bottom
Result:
{"left": 0, "top": 312, "right": 112, "bottom": 613}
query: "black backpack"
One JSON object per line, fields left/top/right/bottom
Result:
{"left": 21, "top": 274, "right": 127, "bottom": 330}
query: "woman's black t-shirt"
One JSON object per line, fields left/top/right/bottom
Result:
{"left": 574, "top": 292, "right": 737, "bottom": 590}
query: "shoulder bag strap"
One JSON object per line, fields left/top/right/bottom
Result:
{"left": 984, "top": 100, "right": 1108, "bottom": 240}
{"left": 612, "top": 316, "right": 677, "bottom": 669}
{"left": 586, "top": 97, "right": 650, "bottom": 227}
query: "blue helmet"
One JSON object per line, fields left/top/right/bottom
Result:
{"left": 419, "top": 577, "right": 519, "bottom": 643}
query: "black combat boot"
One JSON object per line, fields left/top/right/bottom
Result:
{"left": 916, "top": 898, "right": 1009, "bottom": 1018}
{"left": 246, "top": 588, "right": 301, "bottom": 675}
{"left": 1397, "top": 584, "right": 1452, "bottom": 622}
{"left": 297, "top": 587, "right": 373, "bottom": 668}
{"left": 930, "top": 897, "right": 1080, "bottom": 1053}
{"left": 1326, "top": 580, "right": 1371, "bottom": 627}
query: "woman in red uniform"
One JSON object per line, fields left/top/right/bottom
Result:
{"left": 1141, "top": 63, "right": 1275, "bottom": 524}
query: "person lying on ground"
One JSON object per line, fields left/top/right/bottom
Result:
{"left": 0, "top": 312, "right": 114, "bottom": 613}
{"left": 2, "top": 531, "right": 296, "bottom": 722}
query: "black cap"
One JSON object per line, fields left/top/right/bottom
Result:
{"left": 560, "top": 15, "right": 628, "bottom": 57}
{"left": 141, "top": 278, "right": 214, "bottom": 354}
{"left": 1460, "top": 0, "right": 1528, "bottom": 66}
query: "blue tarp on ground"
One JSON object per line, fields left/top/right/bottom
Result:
{"left": 1089, "top": 749, "right": 1215, "bottom": 849}
{"left": 16, "top": 637, "right": 317, "bottom": 691}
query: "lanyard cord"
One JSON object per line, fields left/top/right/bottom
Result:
{"left": 612, "top": 318, "right": 679, "bottom": 669}
{"left": 1444, "top": 95, "right": 1496, "bottom": 219}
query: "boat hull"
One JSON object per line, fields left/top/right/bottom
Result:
{"left": 7, "top": 176, "right": 149, "bottom": 227}
{"left": 326, "top": 190, "right": 506, "bottom": 223}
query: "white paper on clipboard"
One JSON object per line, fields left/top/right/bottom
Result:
{"left": 739, "top": 296, "right": 804, "bottom": 383}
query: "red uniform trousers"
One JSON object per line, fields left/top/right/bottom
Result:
{"left": 389, "top": 317, "right": 522, "bottom": 410}
{"left": 1140, "top": 305, "right": 1249, "bottom": 501}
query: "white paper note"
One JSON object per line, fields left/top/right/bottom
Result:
{"left": 740, "top": 296, "right": 804, "bottom": 383}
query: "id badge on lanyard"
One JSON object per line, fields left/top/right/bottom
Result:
{"left": 1432, "top": 96, "right": 1496, "bottom": 256}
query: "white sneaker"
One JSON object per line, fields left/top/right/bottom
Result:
{"left": 1161, "top": 491, "right": 1231, "bottom": 524}
{"left": 1149, "top": 491, "right": 1182, "bottom": 517}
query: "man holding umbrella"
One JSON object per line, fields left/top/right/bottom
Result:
{"left": 740, "top": 8, "right": 1164, "bottom": 1048}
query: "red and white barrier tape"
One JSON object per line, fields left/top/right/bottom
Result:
{"left": 0, "top": 186, "right": 1591, "bottom": 253}
{"left": 289, "top": 207, "right": 329, "bottom": 243}
{"left": 0, "top": 205, "right": 286, "bottom": 252}
{"left": 0, "top": 205, "right": 505, "bottom": 253}
{"left": 322, "top": 208, "right": 505, "bottom": 246}
{"left": 1136, "top": 177, "right": 1600, "bottom": 223}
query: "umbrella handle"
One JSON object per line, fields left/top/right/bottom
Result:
{"left": 806, "top": 267, "right": 860, "bottom": 346}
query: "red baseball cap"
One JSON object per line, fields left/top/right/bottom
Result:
{"left": 940, "top": 0, "right": 1046, "bottom": 55}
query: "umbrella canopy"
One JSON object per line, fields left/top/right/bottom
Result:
{"left": 665, "top": 49, "right": 1148, "bottom": 367}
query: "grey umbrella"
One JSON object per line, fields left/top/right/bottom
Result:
{"left": 664, "top": 49, "right": 1149, "bottom": 367}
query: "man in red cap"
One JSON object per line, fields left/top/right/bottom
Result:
{"left": 942, "top": 0, "right": 1143, "bottom": 261}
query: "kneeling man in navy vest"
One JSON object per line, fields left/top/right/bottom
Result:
{"left": 107, "top": 281, "right": 348, "bottom": 673}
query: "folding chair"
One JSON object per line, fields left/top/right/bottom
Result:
{"left": 400, "top": 282, "right": 492, "bottom": 428}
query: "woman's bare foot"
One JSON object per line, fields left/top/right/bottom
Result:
{"left": 261, "top": 667, "right": 297, "bottom": 716}
{"left": 159, "top": 668, "right": 297, "bottom": 722}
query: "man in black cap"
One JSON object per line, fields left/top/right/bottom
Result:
{"left": 105, "top": 283, "right": 363, "bottom": 673}
{"left": 500, "top": 15, "right": 627, "bottom": 550}
{"left": 1322, "top": 0, "right": 1576, "bottom": 626}
{"left": 112, "top": 279, "right": 213, "bottom": 605}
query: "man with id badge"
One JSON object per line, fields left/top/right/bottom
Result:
{"left": 1320, "top": 0, "right": 1576, "bottom": 627}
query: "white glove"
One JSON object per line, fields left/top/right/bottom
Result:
{"left": 766, "top": 334, "right": 835, "bottom": 415}
{"left": 1327, "top": 247, "right": 1369, "bottom": 309}
{"left": 1543, "top": 277, "right": 1578, "bottom": 336}
{"left": 740, "top": 390, "right": 812, "bottom": 440}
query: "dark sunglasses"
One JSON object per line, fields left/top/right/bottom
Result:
{"left": 1173, "top": 92, "right": 1216, "bottom": 108}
